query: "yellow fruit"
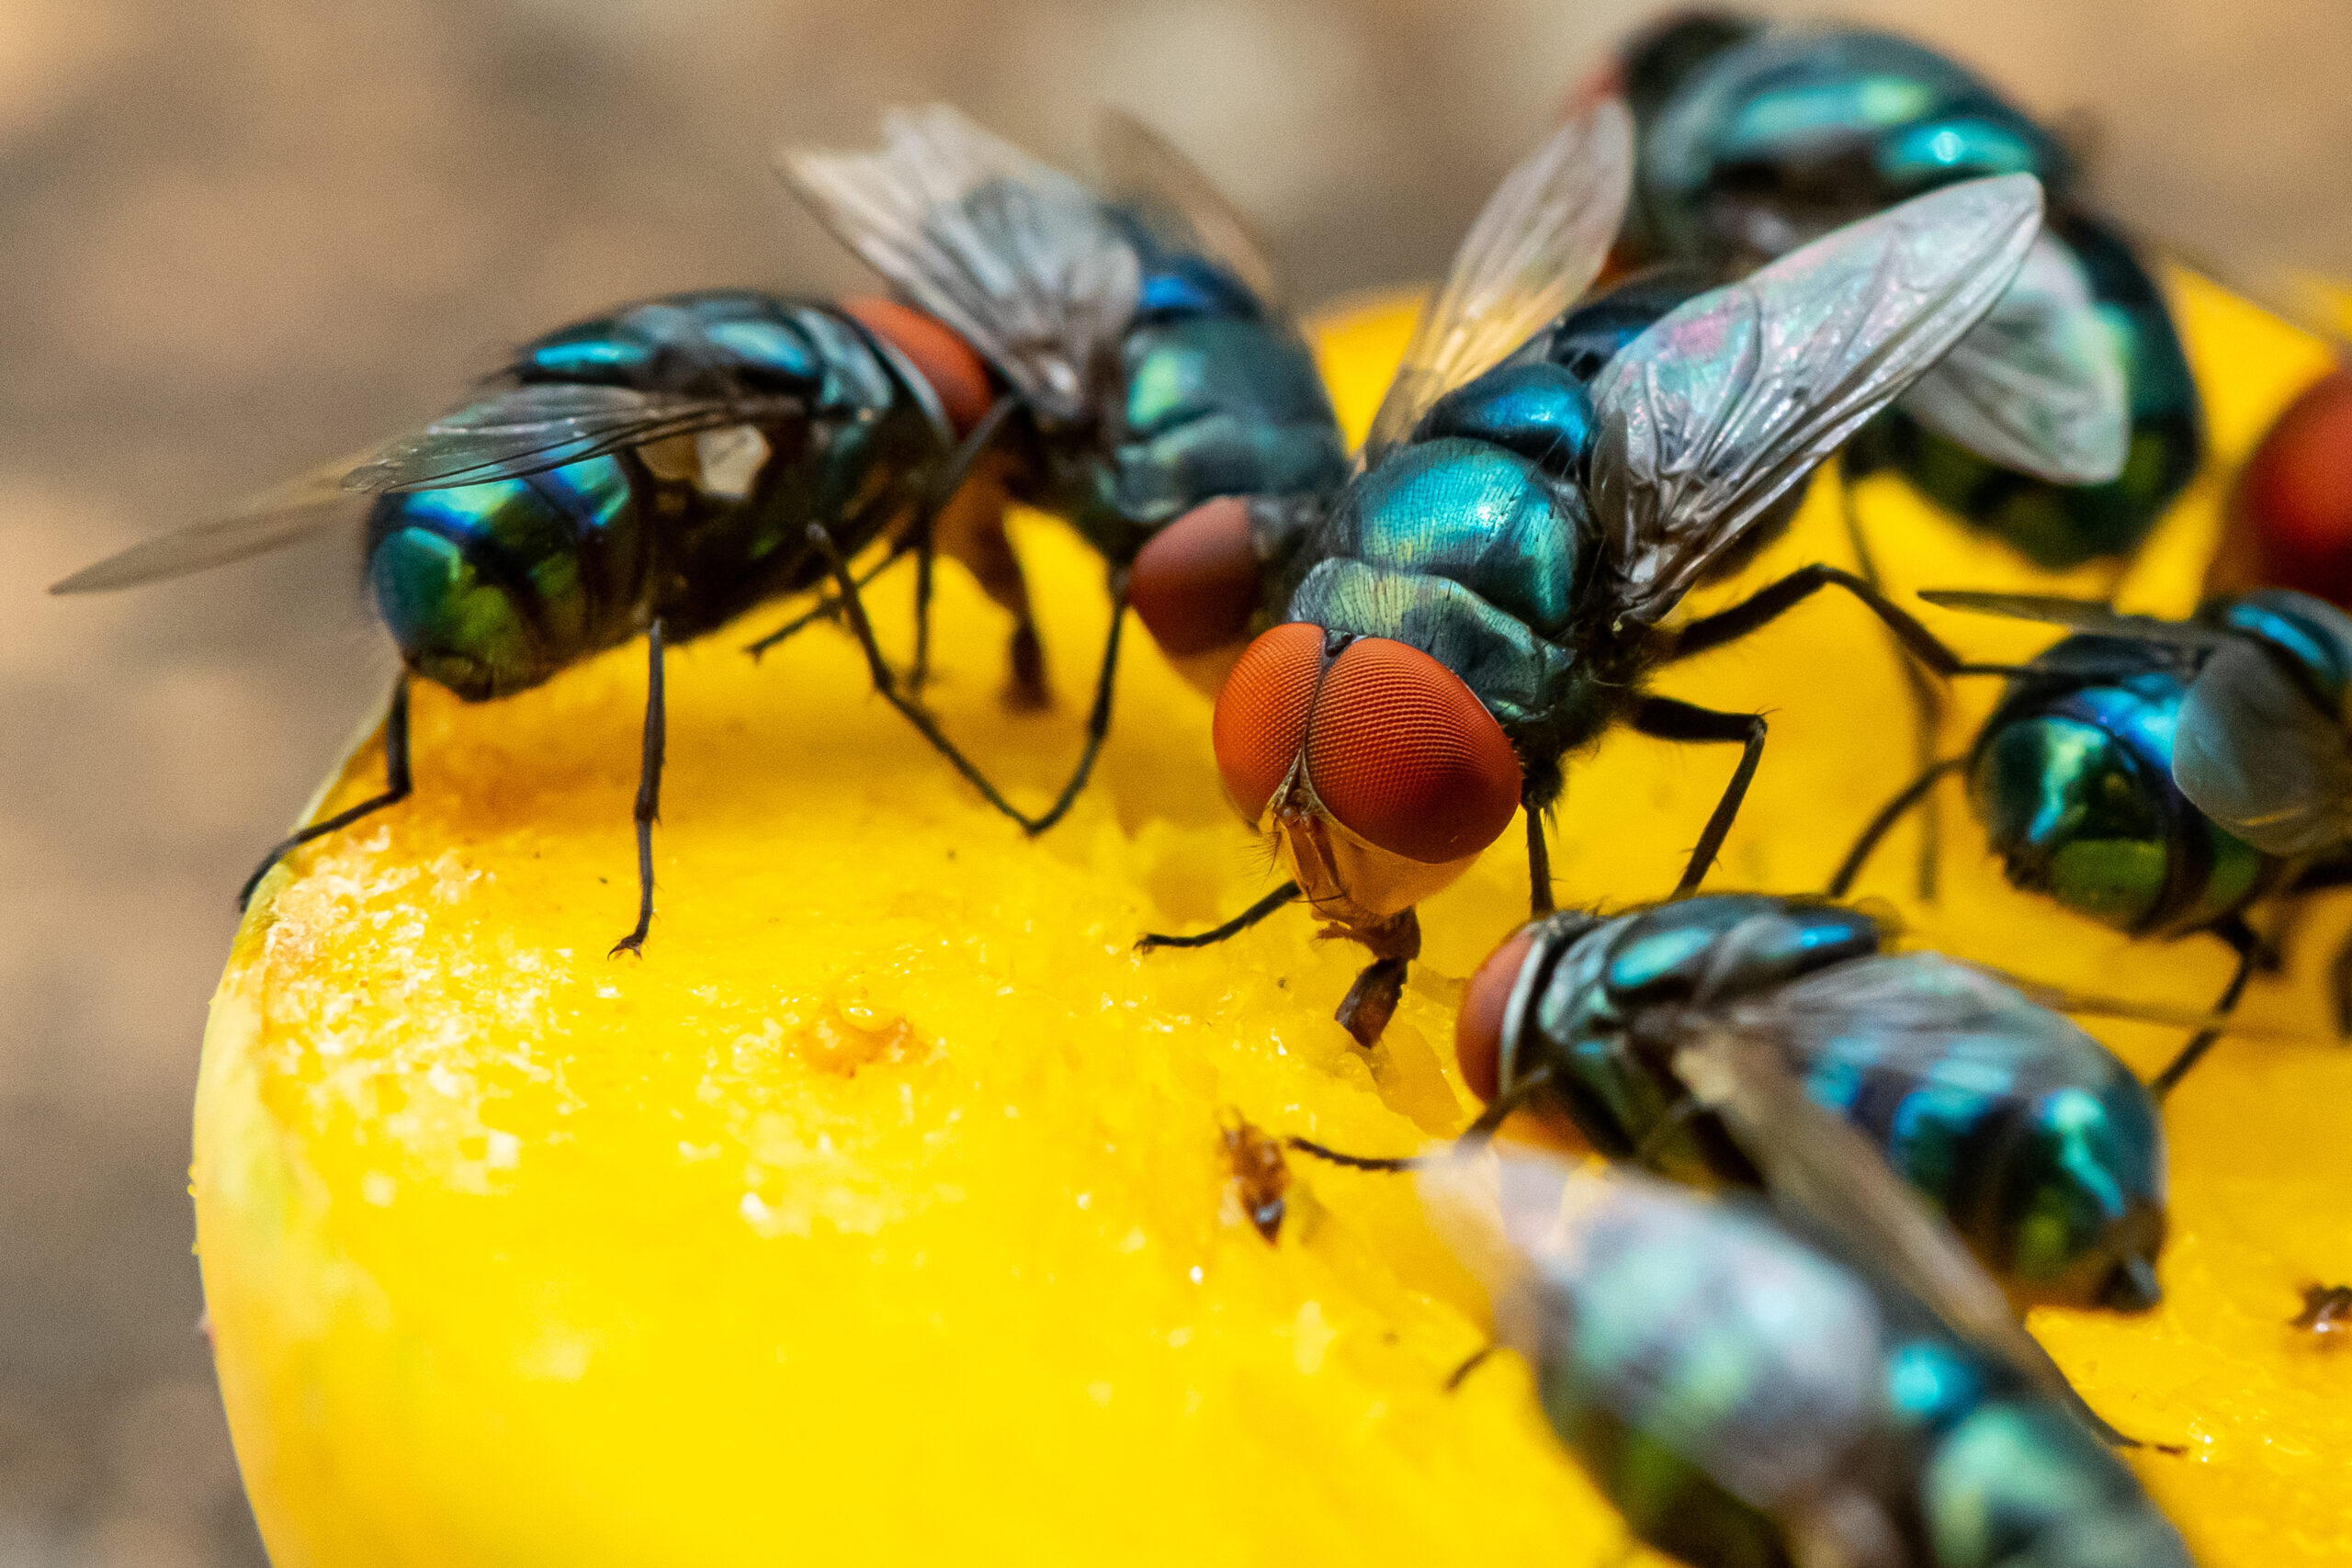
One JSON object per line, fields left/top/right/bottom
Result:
{"left": 197, "top": 278, "right": 2352, "bottom": 1567}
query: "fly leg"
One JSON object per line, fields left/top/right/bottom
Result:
{"left": 910, "top": 396, "right": 1019, "bottom": 694}
{"left": 2149, "top": 917, "right": 2265, "bottom": 1097}
{"left": 238, "top": 676, "right": 413, "bottom": 908}
{"left": 1286, "top": 1069, "right": 1559, "bottom": 1171}
{"left": 743, "top": 547, "right": 906, "bottom": 660}
{"left": 1136, "top": 880, "right": 1300, "bottom": 951}
{"left": 804, "top": 524, "right": 1040, "bottom": 829}
{"left": 1667, "top": 562, "right": 2034, "bottom": 681}
{"left": 1839, "top": 463, "right": 1947, "bottom": 897}
{"left": 1525, "top": 785, "right": 1555, "bottom": 917}
{"left": 1629, "top": 697, "right": 1766, "bottom": 897}
{"left": 2324, "top": 938, "right": 2352, "bottom": 1040}
{"left": 609, "top": 619, "right": 667, "bottom": 958}
{"left": 1443, "top": 1345, "right": 1500, "bottom": 1392}
{"left": 1019, "top": 579, "right": 1127, "bottom": 835}
{"left": 1828, "top": 757, "right": 1968, "bottom": 897}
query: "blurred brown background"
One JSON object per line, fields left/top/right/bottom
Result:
{"left": 1, "top": 1, "right": 2346, "bottom": 1562}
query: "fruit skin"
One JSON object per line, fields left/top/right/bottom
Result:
{"left": 2229, "top": 366, "right": 2352, "bottom": 607}
{"left": 197, "top": 276, "right": 2352, "bottom": 1567}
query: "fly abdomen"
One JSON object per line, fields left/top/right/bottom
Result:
{"left": 367, "top": 453, "right": 652, "bottom": 702}
{"left": 1799, "top": 982, "right": 2168, "bottom": 1313}
{"left": 1973, "top": 645, "right": 2275, "bottom": 936}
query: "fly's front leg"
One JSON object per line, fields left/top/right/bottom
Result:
{"left": 239, "top": 675, "right": 414, "bottom": 908}
{"left": 1828, "top": 758, "right": 1967, "bottom": 897}
{"left": 1020, "top": 577, "right": 1126, "bottom": 836}
{"left": 1136, "top": 880, "right": 1299, "bottom": 952}
{"left": 920, "top": 396, "right": 1038, "bottom": 705}
{"left": 1630, "top": 696, "right": 1766, "bottom": 897}
{"left": 609, "top": 619, "right": 667, "bottom": 958}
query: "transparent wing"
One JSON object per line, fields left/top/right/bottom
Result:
{"left": 342, "top": 383, "right": 804, "bottom": 495}
{"left": 1895, "top": 229, "right": 2130, "bottom": 484}
{"left": 1361, "top": 96, "right": 1634, "bottom": 462}
{"left": 1590, "top": 175, "right": 2043, "bottom": 626}
{"left": 1093, "top": 107, "right": 1281, "bottom": 309}
{"left": 782, "top": 104, "right": 1142, "bottom": 424}
{"left": 1917, "top": 590, "right": 2233, "bottom": 650}
{"left": 49, "top": 454, "right": 371, "bottom": 594}
{"left": 1422, "top": 1152, "right": 1883, "bottom": 1516}
{"left": 2176, "top": 636, "right": 2352, "bottom": 857}
{"left": 1668, "top": 1017, "right": 2087, "bottom": 1412}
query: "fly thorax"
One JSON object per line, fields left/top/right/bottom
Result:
{"left": 1106, "top": 318, "right": 1347, "bottom": 554}
{"left": 1284, "top": 558, "right": 1571, "bottom": 735}
{"left": 1336, "top": 438, "right": 1591, "bottom": 640}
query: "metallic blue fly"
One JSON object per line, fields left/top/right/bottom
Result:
{"left": 1146, "top": 110, "right": 2047, "bottom": 1043}
{"left": 1437, "top": 894, "right": 2168, "bottom": 1314}
{"left": 53, "top": 107, "right": 1345, "bottom": 953}
{"left": 1836, "top": 587, "right": 2352, "bottom": 1093}
{"left": 1606, "top": 14, "right": 2199, "bottom": 572}
{"left": 1425, "top": 1154, "right": 2194, "bottom": 1568}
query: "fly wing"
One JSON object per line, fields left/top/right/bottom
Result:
{"left": 782, "top": 104, "right": 1142, "bottom": 425}
{"left": 49, "top": 454, "right": 372, "bottom": 594}
{"left": 1590, "top": 175, "right": 2043, "bottom": 626}
{"left": 1360, "top": 97, "right": 1634, "bottom": 463}
{"left": 1093, "top": 107, "right": 1281, "bottom": 309}
{"left": 1674, "top": 966, "right": 2113, "bottom": 1425}
{"left": 2175, "top": 636, "right": 2352, "bottom": 857}
{"left": 1421, "top": 1152, "right": 1885, "bottom": 1518}
{"left": 1669, "top": 1023, "right": 2085, "bottom": 1403}
{"left": 1917, "top": 590, "right": 2233, "bottom": 650}
{"left": 1894, "top": 229, "right": 2130, "bottom": 484}
{"left": 342, "top": 384, "right": 805, "bottom": 495}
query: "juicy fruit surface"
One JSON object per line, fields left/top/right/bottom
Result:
{"left": 197, "top": 278, "right": 2351, "bottom": 1567}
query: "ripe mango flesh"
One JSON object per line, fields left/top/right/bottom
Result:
{"left": 195, "top": 277, "right": 2352, "bottom": 1567}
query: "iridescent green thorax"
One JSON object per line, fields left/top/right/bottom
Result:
{"left": 1497, "top": 896, "right": 2168, "bottom": 1312}
{"left": 1031, "top": 303, "right": 1346, "bottom": 566}
{"left": 1276, "top": 313, "right": 1657, "bottom": 797}
{"left": 1973, "top": 637, "right": 2275, "bottom": 936}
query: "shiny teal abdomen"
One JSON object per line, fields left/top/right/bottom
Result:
{"left": 368, "top": 457, "right": 646, "bottom": 701}
{"left": 1801, "top": 989, "right": 2166, "bottom": 1309}
{"left": 1509, "top": 897, "right": 2165, "bottom": 1309}
{"left": 1973, "top": 638, "right": 2272, "bottom": 936}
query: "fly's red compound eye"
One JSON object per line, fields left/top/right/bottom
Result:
{"left": 1212, "top": 623, "right": 1326, "bottom": 820}
{"left": 1130, "top": 497, "right": 1261, "bottom": 658}
{"left": 1302, "top": 638, "right": 1521, "bottom": 864}
{"left": 841, "top": 297, "right": 994, "bottom": 436}
{"left": 1455, "top": 927, "right": 1537, "bottom": 1103}
{"left": 2238, "top": 367, "right": 2352, "bottom": 604}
